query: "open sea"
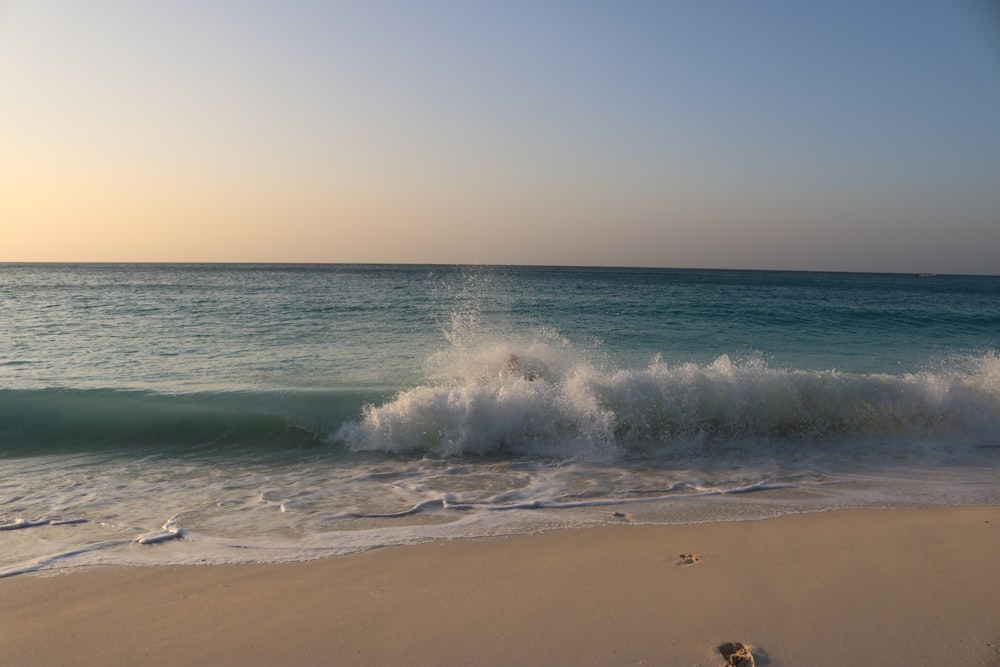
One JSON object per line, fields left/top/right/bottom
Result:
{"left": 2, "top": 263, "right": 998, "bottom": 575}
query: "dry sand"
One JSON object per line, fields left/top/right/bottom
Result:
{"left": 2, "top": 506, "right": 999, "bottom": 666}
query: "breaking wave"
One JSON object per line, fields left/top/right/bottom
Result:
{"left": 337, "top": 351, "right": 1000, "bottom": 459}
{"left": 4, "top": 352, "right": 998, "bottom": 464}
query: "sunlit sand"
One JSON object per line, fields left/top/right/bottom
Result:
{"left": 3, "top": 507, "right": 997, "bottom": 666}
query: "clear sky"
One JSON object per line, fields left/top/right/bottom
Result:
{"left": 2, "top": 0, "right": 998, "bottom": 273}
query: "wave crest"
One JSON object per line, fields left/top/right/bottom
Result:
{"left": 0, "top": 388, "right": 372, "bottom": 455}
{"left": 336, "top": 352, "right": 1000, "bottom": 458}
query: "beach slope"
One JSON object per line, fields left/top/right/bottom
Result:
{"left": 2, "top": 507, "right": 998, "bottom": 666}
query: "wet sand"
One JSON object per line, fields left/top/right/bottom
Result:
{"left": 2, "top": 506, "right": 998, "bottom": 666}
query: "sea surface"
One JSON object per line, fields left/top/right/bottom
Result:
{"left": 2, "top": 263, "right": 998, "bottom": 575}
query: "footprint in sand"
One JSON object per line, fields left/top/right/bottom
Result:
{"left": 678, "top": 552, "right": 702, "bottom": 565}
{"left": 718, "top": 641, "right": 755, "bottom": 666}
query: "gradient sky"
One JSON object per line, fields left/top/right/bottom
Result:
{"left": 2, "top": 0, "right": 999, "bottom": 272}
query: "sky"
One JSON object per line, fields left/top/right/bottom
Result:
{"left": 2, "top": 0, "right": 999, "bottom": 273}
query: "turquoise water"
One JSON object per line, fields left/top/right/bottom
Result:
{"left": 2, "top": 264, "right": 999, "bottom": 574}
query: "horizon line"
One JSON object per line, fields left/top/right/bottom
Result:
{"left": 0, "top": 261, "right": 992, "bottom": 278}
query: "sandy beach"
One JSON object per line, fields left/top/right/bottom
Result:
{"left": 2, "top": 506, "right": 998, "bottom": 666}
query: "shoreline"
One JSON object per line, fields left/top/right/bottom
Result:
{"left": 2, "top": 506, "right": 999, "bottom": 666}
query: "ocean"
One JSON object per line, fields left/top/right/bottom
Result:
{"left": 2, "top": 263, "right": 998, "bottom": 575}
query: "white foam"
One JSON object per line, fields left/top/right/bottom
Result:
{"left": 0, "top": 518, "right": 51, "bottom": 531}
{"left": 136, "top": 516, "right": 184, "bottom": 544}
{"left": 135, "top": 529, "right": 183, "bottom": 545}
{"left": 338, "top": 352, "right": 1000, "bottom": 458}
